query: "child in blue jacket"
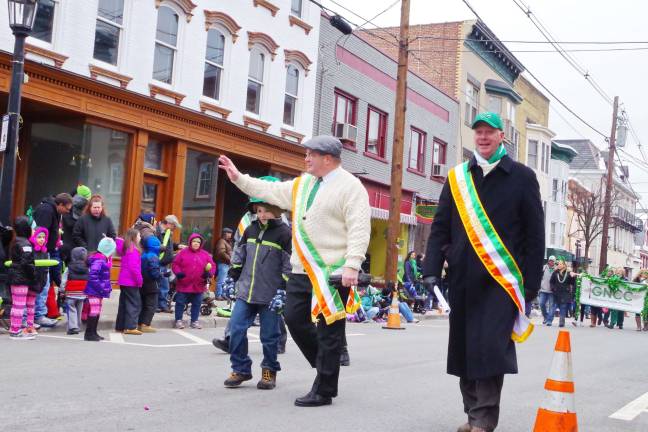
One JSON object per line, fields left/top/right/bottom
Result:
{"left": 139, "top": 235, "right": 164, "bottom": 332}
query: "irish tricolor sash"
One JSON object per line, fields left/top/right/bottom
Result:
{"left": 291, "top": 174, "right": 361, "bottom": 325}
{"left": 448, "top": 162, "right": 533, "bottom": 343}
{"left": 237, "top": 213, "right": 252, "bottom": 238}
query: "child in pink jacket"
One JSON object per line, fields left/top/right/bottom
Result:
{"left": 114, "top": 229, "right": 143, "bottom": 334}
{"left": 171, "top": 233, "right": 215, "bottom": 329}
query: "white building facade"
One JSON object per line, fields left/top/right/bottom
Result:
{"left": 0, "top": 0, "right": 320, "bottom": 141}
{"left": 546, "top": 141, "right": 577, "bottom": 259}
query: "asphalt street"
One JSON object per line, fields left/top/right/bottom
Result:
{"left": 1, "top": 311, "right": 646, "bottom": 432}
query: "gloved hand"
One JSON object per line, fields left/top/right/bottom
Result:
{"left": 163, "top": 270, "right": 172, "bottom": 278}
{"left": 224, "top": 277, "right": 236, "bottom": 300}
{"left": 175, "top": 272, "right": 186, "bottom": 279}
{"left": 422, "top": 276, "right": 440, "bottom": 293}
{"left": 269, "top": 289, "right": 287, "bottom": 313}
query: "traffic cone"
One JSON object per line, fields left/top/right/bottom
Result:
{"left": 533, "top": 330, "right": 578, "bottom": 432}
{"left": 382, "top": 291, "right": 405, "bottom": 330}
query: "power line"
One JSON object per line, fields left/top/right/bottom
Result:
{"left": 414, "top": 36, "right": 648, "bottom": 45}
{"left": 460, "top": 0, "right": 608, "bottom": 139}
{"left": 411, "top": 46, "right": 648, "bottom": 53}
{"left": 511, "top": 0, "right": 614, "bottom": 106}
{"left": 355, "top": 0, "right": 401, "bottom": 32}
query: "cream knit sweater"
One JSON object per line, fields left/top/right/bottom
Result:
{"left": 233, "top": 168, "right": 371, "bottom": 274}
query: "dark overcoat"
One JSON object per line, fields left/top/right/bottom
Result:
{"left": 423, "top": 155, "right": 545, "bottom": 380}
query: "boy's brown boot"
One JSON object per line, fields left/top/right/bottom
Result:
{"left": 256, "top": 369, "right": 277, "bottom": 390}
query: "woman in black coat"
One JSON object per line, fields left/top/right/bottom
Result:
{"left": 549, "top": 258, "right": 577, "bottom": 328}
{"left": 73, "top": 195, "right": 116, "bottom": 252}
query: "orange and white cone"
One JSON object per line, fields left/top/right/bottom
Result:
{"left": 382, "top": 291, "right": 405, "bottom": 330}
{"left": 533, "top": 330, "right": 578, "bottom": 432}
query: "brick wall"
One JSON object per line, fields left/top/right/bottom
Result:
{"left": 358, "top": 22, "right": 463, "bottom": 99}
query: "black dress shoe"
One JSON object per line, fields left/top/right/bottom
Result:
{"left": 294, "top": 391, "right": 332, "bottom": 407}
{"left": 212, "top": 338, "right": 230, "bottom": 353}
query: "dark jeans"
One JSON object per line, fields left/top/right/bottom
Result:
{"left": 557, "top": 302, "right": 569, "bottom": 326}
{"left": 115, "top": 286, "right": 142, "bottom": 331}
{"left": 284, "top": 274, "right": 348, "bottom": 398}
{"left": 229, "top": 299, "right": 280, "bottom": 375}
{"left": 158, "top": 272, "right": 170, "bottom": 310}
{"left": 538, "top": 292, "right": 553, "bottom": 324}
{"left": 460, "top": 375, "right": 504, "bottom": 431}
{"left": 278, "top": 314, "right": 287, "bottom": 349}
{"left": 175, "top": 292, "right": 202, "bottom": 322}
{"left": 139, "top": 290, "right": 158, "bottom": 326}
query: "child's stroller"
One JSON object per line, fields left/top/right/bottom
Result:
{"left": 166, "top": 277, "right": 216, "bottom": 316}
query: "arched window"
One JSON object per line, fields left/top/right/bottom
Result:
{"left": 153, "top": 6, "right": 179, "bottom": 84}
{"left": 203, "top": 29, "right": 225, "bottom": 100}
{"left": 283, "top": 65, "right": 299, "bottom": 126}
{"left": 246, "top": 48, "right": 265, "bottom": 114}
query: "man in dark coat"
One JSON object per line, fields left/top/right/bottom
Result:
{"left": 32, "top": 193, "right": 73, "bottom": 326}
{"left": 423, "top": 112, "right": 544, "bottom": 432}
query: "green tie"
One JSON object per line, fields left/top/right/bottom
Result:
{"left": 306, "top": 178, "right": 321, "bottom": 211}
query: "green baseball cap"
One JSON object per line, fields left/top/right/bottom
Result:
{"left": 471, "top": 112, "right": 504, "bottom": 131}
{"left": 248, "top": 176, "right": 280, "bottom": 206}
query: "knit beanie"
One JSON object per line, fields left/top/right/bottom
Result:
{"left": 138, "top": 212, "right": 156, "bottom": 225}
{"left": 76, "top": 185, "right": 92, "bottom": 200}
{"left": 97, "top": 237, "right": 116, "bottom": 257}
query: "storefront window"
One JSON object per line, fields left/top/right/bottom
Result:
{"left": 144, "top": 138, "right": 163, "bottom": 170}
{"left": 26, "top": 122, "right": 129, "bottom": 233}
{"left": 182, "top": 150, "right": 219, "bottom": 252}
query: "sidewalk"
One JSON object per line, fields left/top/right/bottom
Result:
{"left": 34, "top": 296, "right": 448, "bottom": 333}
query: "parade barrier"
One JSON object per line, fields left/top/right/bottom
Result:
{"left": 382, "top": 290, "right": 405, "bottom": 330}
{"left": 575, "top": 274, "right": 648, "bottom": 320}
{"left": 533, "top": 330, "right": 578, "bottom": 432}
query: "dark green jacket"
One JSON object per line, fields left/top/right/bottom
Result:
{"left": 229, "top": 219, "right": 291, "bottom": 305}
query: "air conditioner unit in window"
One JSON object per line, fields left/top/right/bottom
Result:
{"left": 334, "top": 122, "right": 358, "bottom": 142}
{"left": 432, "top": 164, "right": 448, "bottom": 177}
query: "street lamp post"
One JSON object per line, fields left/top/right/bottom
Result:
{"left": 0, "top": 0, "right": 37, "bottom": 225}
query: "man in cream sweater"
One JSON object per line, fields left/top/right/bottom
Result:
{"left": 218, "top": 135, "right": 371, "bottom": 407}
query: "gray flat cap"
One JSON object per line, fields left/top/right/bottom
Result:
{"left": 303, "top": 135, "right": 342, "bottom": 157}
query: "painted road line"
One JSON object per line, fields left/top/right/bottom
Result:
{"left": 610, "top": 391, "right": 648, "bottom": 421}
{"left": 172, "top": 329, "right": 212, "bottom": 345}
{"left": 39, "top": 334, "right": 210, "bottom": 348}
{"left": 109, "top": 332, "right": 125, "bottom": 344}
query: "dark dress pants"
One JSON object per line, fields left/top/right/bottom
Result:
{"left": 283, "top": 274, "right": 348, "bottom": 398}
{"left": 460, "top": 375, "right": 504, "bottom": 431}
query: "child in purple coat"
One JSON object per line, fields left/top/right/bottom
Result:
{"left": 83, "top": 237, "right": 116, "bottom": 341}
{"left": 115, "top": 229, "right": 143, "bottom": 335}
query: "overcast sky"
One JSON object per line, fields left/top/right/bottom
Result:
{"left": 321, "top": 0, "right": 648, "bottom": 208}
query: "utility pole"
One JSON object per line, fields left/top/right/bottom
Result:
{"left": 385, "top": 0, "right": 410, "bottom": 286}
{"left": 599, "top": 95, "right": 619, "bottom": 274}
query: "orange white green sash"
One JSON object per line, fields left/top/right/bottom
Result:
{"left": 291, "top": 174, "right": 361, "bottom": 325}
{"left": 448, "top": 162, "right": 533, "bottom": 343}
{"left": 237, "top": 213, "right": 252, "bottom": 238}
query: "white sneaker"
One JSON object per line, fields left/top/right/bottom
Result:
{"left": 10, "top": 331, "right": 35, "bottom": 340}
{"left": 174, "top": 320, "right": 185, "bottom": 329}
{"left": 190, "top": 321, "right": 202, "bottom": 329}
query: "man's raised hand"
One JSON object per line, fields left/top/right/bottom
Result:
{"left": 218, "top": 155, "right": 241, "bottom": 182}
